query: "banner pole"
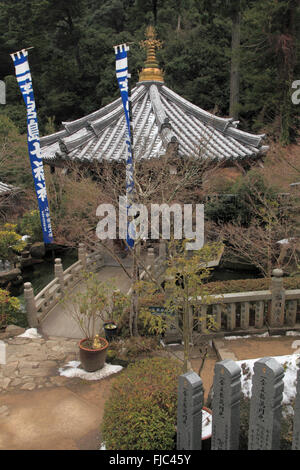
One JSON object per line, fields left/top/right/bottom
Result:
{"left": 10, "top": 49, "right": 53, "bottom": 244}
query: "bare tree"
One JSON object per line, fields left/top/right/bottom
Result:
{"left": 218, "top": 178, "right": 300, "bottom": 277}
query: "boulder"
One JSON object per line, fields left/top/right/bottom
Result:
{"left": 5, "top": 325, "right": 26, "bottom": 337}
{"left": 30, "top": 242, "right": 46, "bottom": 259}
{"left": 0, "top": 268, "right": 21, "bottom": 283}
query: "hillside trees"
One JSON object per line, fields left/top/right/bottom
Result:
{"left": 0, "top": 0, "right": 298, "bottom": 140}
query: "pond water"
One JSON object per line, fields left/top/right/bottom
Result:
{"left": 17, "top": 248, "right": 77, "bottom": 306}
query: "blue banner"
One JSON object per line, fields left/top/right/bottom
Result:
{"left": 114, "top": 44, "right": 135, "bottom": 248}
{"left": 11, "top": 49, "right": 53, "bottom": 244}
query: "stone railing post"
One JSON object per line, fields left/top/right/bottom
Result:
{"left": 78, "top": 243, "right": 87, "bottom": 270}
{"left": 147, "top": 247, "right": 155, "bottom": 266}
{"left": 159, "top": 239, "right": 167, "bottom": 260}
{"left": 24, "top": 282, "right": 38, "bottom": 327}
{"left": 270, "top": 268, "right": 285, "bottom": 327}
{"left": 54, "top": 258, "right": 64, "bottom": 293}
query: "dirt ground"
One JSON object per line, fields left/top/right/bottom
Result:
{"left": 224, "top": 335, "right": 300, "bottom": 361}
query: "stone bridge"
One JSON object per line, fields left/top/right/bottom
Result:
{"left": 24, "top": 242, "right": 167, "bottom": 338}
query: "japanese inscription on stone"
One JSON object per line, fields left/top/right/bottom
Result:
{"left": 248, "top": 357, "right": 284, "bottom": 450}
{"left": 177, "top": 371, "right": 203, "bottom": 450}
{"left": 211, "top": 359, "right": 241, "bottom": 450}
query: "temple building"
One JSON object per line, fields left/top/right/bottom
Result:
{"left": 40, "top": 27, "right": 268, "bottom": 167}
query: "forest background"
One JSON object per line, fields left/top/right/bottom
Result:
{"left": 0, "top": 0, "right": 299, "bottom": 143}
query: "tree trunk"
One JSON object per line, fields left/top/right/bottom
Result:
{"left": 229, "top": 9, "right": 241, "bottom": 120}
{"left": 130, "top": 242, "right": 139, "bottom": 336}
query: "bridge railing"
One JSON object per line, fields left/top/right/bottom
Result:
{"left": 193, "top": 269, "right": 300, "bottom": 333}
{"left": 24, "top": 243, "right": 105, "bottom": 326}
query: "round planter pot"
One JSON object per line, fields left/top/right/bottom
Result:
{"left": 79, "top": 337, "right": 109, "bottom": 372}
{"left": 104, "top": 321, "right": 118, "bottom": 342}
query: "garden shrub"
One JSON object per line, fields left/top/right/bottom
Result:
{"left": 101, "top": 356, "right": 183, "bottom": 450}
{"left": 18, "top": 210, "right": 43, "bottom": 243}
{"left": 106, "top": 336, "right": 160, "bottom": 366}
{"left": 204, "top": 277, "right": 300, "bottom": 295}
{"left": 0, "top": 224, "right": 26, "bottom": 262}
{"left": 0, "top": 289, "right": 27, "bottom": 328}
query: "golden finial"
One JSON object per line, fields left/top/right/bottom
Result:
{"left": 138, "top": 26, "right": 164, "bottom": 83}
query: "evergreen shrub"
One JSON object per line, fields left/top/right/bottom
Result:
{"left": 0, "top": 288, "right": 27, "bottom": 328}
{"left": 204, "top": 277, "right": 300, "bottom": 295}
{"left": 101, "top": 357, "right": 183, "bottom": 450}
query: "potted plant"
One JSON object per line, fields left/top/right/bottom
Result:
{"left": 64, "top": 271, "right": 113, "bottom": 372}
{"left": 104, "top": 289, "right": 130, "bottom": 342}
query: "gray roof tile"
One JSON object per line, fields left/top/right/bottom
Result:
{"left": 40, "top": 82, "right": 268, "bottom": 164}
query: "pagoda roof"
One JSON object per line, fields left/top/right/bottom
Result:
{"left": 40, "top": 81, "right": 268, "bottom": 165}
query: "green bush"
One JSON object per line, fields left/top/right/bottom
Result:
{"left": 18, "top": 210, "right": 43, "bottom": 243}
{"left": 205, "top": 170, "right": 279, "bottom": 226}
{"left": 204, "top": 277, "right": 300, "bottom": 295}
{"left": 106, "top": 337, "right": 160, "bottom": 365}
{"left": 0, "top": 288, "right": 27, "bottom": 329}
{"left": 101, "top": 357, "right": 183, "bottom": 450}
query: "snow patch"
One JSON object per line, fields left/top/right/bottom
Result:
{"left": 238, "top": 354, "right": 300, "bottom": 415}
{"left": 58, "top": 361, "right": 123, "bottom": 380}
{"left": 18, "top": 328, "right": 42, "bottom": 339}
{"left": 286, "top": 331, "right": 300, "bottom": 337}
{"left": 225, "top": 332, "right": 269, "bottom": 340}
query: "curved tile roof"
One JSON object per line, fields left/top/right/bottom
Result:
{"left": 40, "top": 81, "right": 268, "bottom": 165}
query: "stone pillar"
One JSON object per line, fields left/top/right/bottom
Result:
{"left": 212, "top": 304, "right": 222, "bottom": 331}
{"left": 270, "top": 269, "right": 285, "bottom": 327}
{"left": 177, "top": 371, "right": 204, "bottom": 450}
{"left": 211, "top": 359, "right": 241, "bottom": 450}
{"left": 0, "top": 340, "right": 6, "bottom": 365}
{"left": 240, "top": 302, "right": 250, "bottom": 329}
{"left": 248, "top": 357, "right": 284, "bottom": 450}
{"left": 159, "top": 239, "right": 167, "bottom": 260}
{"left": 54, "top": 258, "right": 64, "bottom": 292}
{"left": 78, "top": 243, "right": 87, "bottom": 270}
{"left": 286, "top": 300, "right": 297, "bottom": 327}
{"left": 254, "top": 300, "right": 265, "bottom": 329}
{"left": 147, "top": 247, "right": 155, "bottom": 266}
{"left": 24, "top": 282, "right": 38, "bottom": 328}
{"left": 226, "top": 303, "right": 236, "bottom": 331}
{"left": 292, "top": 367, "right": 300, "bottom": 450}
